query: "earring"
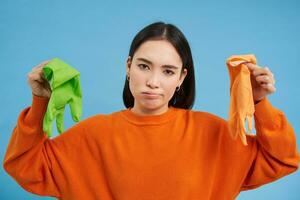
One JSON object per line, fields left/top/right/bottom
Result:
{"left": 127, "top": 75, "right": 130, "bottom": 81}
{"left": 176, "top": 86, "right": 180, "bottom": 92}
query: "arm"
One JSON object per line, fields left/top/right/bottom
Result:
{"left": 240, "top": 97, "right": 300, "bottom": 190}
{"left": 2, "top": 94, "right": 86, "bottom": 198}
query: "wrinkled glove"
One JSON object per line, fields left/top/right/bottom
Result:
{"left": 42, "top": 58, "right": 82, "bottom": 138}
{"left": 226, "top": 54, "right": 256, "bottom": 146}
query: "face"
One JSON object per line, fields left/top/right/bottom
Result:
{"left": 126, "top": 39, "right": 187, "bottom": 115}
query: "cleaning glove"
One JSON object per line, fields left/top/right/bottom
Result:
{"left": 226, "top": 54, "right": 257, "bottom": 146}
{"left": 42, "top": 58, "right": 82, "bottom": 138}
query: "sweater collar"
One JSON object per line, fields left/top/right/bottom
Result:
{"left": 120, "top": 106, "right": 179, "bottom": 125}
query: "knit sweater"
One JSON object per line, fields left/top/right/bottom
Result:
{"left": 3, "top": 94, "right": 300, "bottom": 200}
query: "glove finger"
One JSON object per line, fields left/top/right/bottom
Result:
{"left": 68, "top": 76, "right": 82, "bottom": 122}
{"left": 43, "top": 111, "right": 54, "bottom": 138}
{"left": 69, "top": 97, "right": 82, "bottom": 122}
{"left": 56, "top": 107, "right": 65, "bottom": 134}
{"left": 43, "top": 96, "right": 58, "bottom": 137}
{"left": 47, "top": 97, "right": 57, "bottom": 121}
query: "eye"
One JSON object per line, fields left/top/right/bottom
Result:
{"left": 138, "top": 64, "right": 149, "bottom": 70}
{"left": 164, "top": 70, "right": 175, "bottom": 75}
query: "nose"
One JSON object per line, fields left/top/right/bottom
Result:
{"left": 146, "top": 73, "right": 160, "bottom": 89}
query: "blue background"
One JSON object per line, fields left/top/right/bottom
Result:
{"left": 1, "top": 0, "right": 299, "bottom": 199}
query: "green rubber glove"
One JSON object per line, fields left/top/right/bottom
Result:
{"left": 42, "top": 58, "right": 82, "bottom": 138}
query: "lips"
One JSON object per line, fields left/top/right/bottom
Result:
{"left": 142, "top": 92, "right": 160, "bottom": 95}
{"left": 142, "top": 92, "right": 161, "bottom": 98}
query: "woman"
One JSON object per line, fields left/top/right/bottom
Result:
{"left": 3, "top": 22, "right": 300, "bottom": 199}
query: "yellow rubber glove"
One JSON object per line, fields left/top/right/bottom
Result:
{"left": 226, "top": 54, "right": 257, "bottom": 146}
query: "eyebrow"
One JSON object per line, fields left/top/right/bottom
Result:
{"left": 136, "top": 57, "right": 179, "bottom": 70}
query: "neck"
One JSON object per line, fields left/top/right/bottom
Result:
{"left": 130, "top": 104, "right": 169, "bottom": 116}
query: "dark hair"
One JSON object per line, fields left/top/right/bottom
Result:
{"left": 122, "top": 21, "right": 196, "bottom": 109}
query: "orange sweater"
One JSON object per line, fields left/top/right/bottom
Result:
{"left": 3, "top": 94, "right": 300, "bottom": 200}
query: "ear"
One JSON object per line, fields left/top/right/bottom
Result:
{"left": 126, "top": 56, "right": 132, "bottom": 75}
{"left": 178, "top": 68, "right": 188, "bottom": 86}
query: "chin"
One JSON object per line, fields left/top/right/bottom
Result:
{"left": 141, "top": 101, "right": 166, "bottom": 111}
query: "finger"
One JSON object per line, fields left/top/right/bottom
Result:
{"left": 69, "top": 97, "right": 82, "bottom": 122}
{"left": 37, "top": 67, "right": 49, "bottom": 81}
{"left": 31, "top": 66, "right": 50, "bottom": 83}
{"left": 32, "top": 60, "right": 52, "bottom": 72}
{"left": 69, "top": 81, "right": 82, "bottom": 122}
{"left": 43, "top": 110, "right": 54, "bottom": 138}
{"left": 244, "top": 62, "right": 261, "bottom": 72}
{"left": 56, "top": 107, "right": 65, "bottom": 134}
{"left": 253, "top": 66, "right": 273, "bottom": 78}
{"left": 265, "top": 67, "right": 275, "bottom": 84}
{"left": 27, "top": 72, "right": 44, "bottom": 83}
{"left": 244, "top": 63, "right": 272, "bottom": 76}
{"left": 248, "top": 65, "right": 275, "bottom": 84}
{"left": 256, "top": 75, "right": 275, "bottom": 85}
{"left": 28, "top": 69, "right": 49, "bottom": 83}
{"left": 38, "top": 60, "right": 51, "bottom": 67}
{"left": 261, "top": 83, "right": 276, "bottom": 93}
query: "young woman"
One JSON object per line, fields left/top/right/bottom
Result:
{"left": 3, "top": 22, "right": 299, "bottom": 199}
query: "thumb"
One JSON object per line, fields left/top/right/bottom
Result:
{"left": 243, "top": 62, "right": 258, "bottom": 73}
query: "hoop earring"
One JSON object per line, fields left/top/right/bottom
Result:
{"left": 176, "top": 86, "right": 180, "bottom": 92}
{"left": 127, "top": 75, "right": 130, "bottom": 81}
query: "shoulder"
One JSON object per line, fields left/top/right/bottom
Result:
{"left": 187, "top": 109, "right": 250, "bottom": 148}
{"left": 64, "top": 111, "right": 120, "bottom": 141}
{"left": 78, "top": 109, "right": 125, "bottom": 129}
{"left": 187, "top": 109, "right": 228, "bottom": 128}
{"left": 80, "top": 112, "right": 114, "bottom": 126}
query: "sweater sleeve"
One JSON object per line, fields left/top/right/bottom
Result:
{"left": 2, "top": 94, "right": 86, "bottom": 198}
{"left": 239, "top": 97, "right": 300, "bottom": 191}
